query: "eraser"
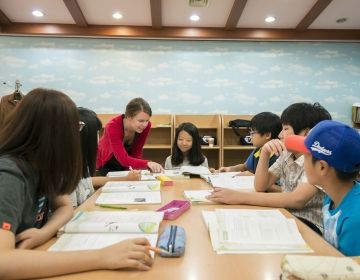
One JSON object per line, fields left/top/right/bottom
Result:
{"left": 156, "top": 175, "right": 173, "bottom": 186}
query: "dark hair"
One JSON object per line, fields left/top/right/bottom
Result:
{"left": 78, "top": 107, "right": 102, "bottom": 178}
{"left": 281, "top": 102, "right": 332, "bottom": 134}
{"left": 171, "top": 122, "right": 205, "bottom": 166}
{"left": 0, "top": 88, "right": 82, "bottom": 200}
{"left": 125, "top": 97, "right": 152, "bottom": 118}
{"left": 250, "top": 112, "right": 282, "bottom": 139}
{"left": 311, "top": 157, "right": 359, "bottom": 181}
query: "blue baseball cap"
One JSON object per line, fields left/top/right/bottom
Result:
{"left": 285, "top": 120, "right": 360, "bottom": 173}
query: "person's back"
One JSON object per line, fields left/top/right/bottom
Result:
{"left": 285, "top": 120, "right": 360, "bottom": 256}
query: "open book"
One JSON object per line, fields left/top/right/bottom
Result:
{"left": 49, "top": 211, "right": 164, "bottom": 253}
{"left": 202, "top": 209, "right": 312, "bottom": 254}
{"left": 107, "top": 170, "right": 156, "bottom": 181}
{"left": 153, "top": 169, "right": 190, "bottom": 180}
{"left": 96, "top": 181, "right": 162, "bottom": 205}
{"left": 201, "top": 173, "right": 255, "bottom": 192}
{"left": 183, "top": 190, "right": 215, "bottom": 204}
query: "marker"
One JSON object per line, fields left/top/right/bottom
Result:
{"left": 146, "top": 246, "right": 171, "bottom": 255}
{"left": 98, "top": 204, "right": 127, "bottom": 210}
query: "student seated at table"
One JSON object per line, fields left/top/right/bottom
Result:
{"left": 165, "top": 122, "right": 209, "bottom": 169}
{"left": 285, "top": 120, "right": 360, "bottom": 256}
{"left": 208, "top": 102, "right": 331, "bottom": 235}
{"left": 218, "top": 112, "right": 281, "bottom": 174}
{"left": 0, "top": 88, "right": 153, "bottom": 279}
{"left": 70, "top": 107, "right": 141, "bottom": 208}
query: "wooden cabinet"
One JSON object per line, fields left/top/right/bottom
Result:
{"left": 221, "top": 115, "right": 255, "bottom": 168}
{"left": 97, "top": 114, "right": 118, "bottom": 138}
{"left": 143, "top": 114, "right": 174, "bottom": 165}
{"left": 174, "top": 114, "right": 221, "bottom": 169}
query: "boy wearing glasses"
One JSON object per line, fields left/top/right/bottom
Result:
{"left": 218, "top": 112, "right": 282, "bottom": 173}
{"left": 209, "top": 102, "right": 331, "bottom": 235}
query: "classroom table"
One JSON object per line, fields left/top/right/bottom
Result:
{"left": 38, "top": 178, "right": 343, "bottom": 280}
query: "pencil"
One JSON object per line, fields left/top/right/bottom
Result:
{"left": 98, "top": 204, "right": 127, "bottom": 210}
{"left": 146, "top": 245, "right": 171, "bottom": 255}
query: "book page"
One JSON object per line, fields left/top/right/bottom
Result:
{"left": 49, "top": 233, "right": 158, "bottom": 255}
{"left": 153, "top": 169, "right": 190, "bottom": 179}
{"left": 64, "top": 211, "right": 164, "bottom": 233}
{"left": 183, "top": 190, "right": 214, "bottom": 203}
{"left": 96, "top": 191, "right": 162, "bottom": 205}
{"left": 107, "top": 170, "right": 156, "bottom": 180}
{"left": 102, "top": 181, "right": 160, "bottom": 192}
{"left": 180, "top": 165, "right": 211, "bottom": 175}
{"left": 206, "top": 174, "right": 255, "bottom": 191}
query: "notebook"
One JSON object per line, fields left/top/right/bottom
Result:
{"left": 49, "top": 211, "right": 164, "bottom": 253}
{"left": 201, "top": 173, "right": 255, "bottom": 192}
{"left": 96, "top": 181, "right": 162, "bottom": 205}
{"left": 106, "top": 170, "right": 156, "bottom": 181}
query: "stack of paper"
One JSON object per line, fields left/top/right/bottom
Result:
{"left": 96, "top": 181, "right": 162, "bottom": 205}
{"left": 49, "top": 211, "right": 164, "bottom": 253}
{"left": 153, "top": 169, "right": 190, "bottom": 180}
{"left": 202, "top": 209, "right": 312, "bottom": 254}
{"left": 201, "top": 173, "right": 255, "bottom": 192}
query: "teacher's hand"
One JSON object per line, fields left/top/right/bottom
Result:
{"left": 147, "top": 161, "right": 164, "bottom": 173}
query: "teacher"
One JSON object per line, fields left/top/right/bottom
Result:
{"left": 96, "top": 97, "right": 164, "bottom": 175}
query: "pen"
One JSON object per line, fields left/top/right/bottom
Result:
{"left": 146, "top": 246, "right": 171, "bottom": 255}
{"left": 98, "top": 204, "right": 127, "bottom": 210}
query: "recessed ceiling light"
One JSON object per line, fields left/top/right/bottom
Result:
{"left": 32, "top": 10, "right": 44, "bottom": 17}
{"left": 190, "top": 14, "right": 200, "bottom": 21}
{"left": 336, "top": 17, "right": 347, "bottom": 23}
{"left": 265, "top": 16, "right": 275, "bottom": 23}
{"left": 112, "top": 12, "right": 123, "bottom": 19}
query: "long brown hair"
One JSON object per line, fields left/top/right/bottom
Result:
{"left": 125, "top": 97, "right": 152, "bottom": 118}
{"left": 0, "top": 88, "right": 82, "bottom": 199}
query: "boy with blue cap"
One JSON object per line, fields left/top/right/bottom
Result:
{"left": 285, "top": 120, "right": 360, "bottom": 256}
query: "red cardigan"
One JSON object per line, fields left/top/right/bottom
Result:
{"left": 96, "top": 114, "right": 151, "bottom": 169}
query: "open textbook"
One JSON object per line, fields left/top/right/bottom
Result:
{"left": 49, "top": 211, "right": 164, "bottom": 253}
{"left": 202, "top": 209, "right": 312, "bottom": 254}
{"left": 106, "top": 170, "right": 156, "bottom": 181}
{"left": 96, "top": 181, "right": 162, "bottom": 205}
{"left": 201, "top": 173, "right": 255, "bottom": 192}
{"left": 183, "top": 190, "right": 215, "bottom": 204}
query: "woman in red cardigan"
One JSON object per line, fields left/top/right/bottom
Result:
{"left": 96, "top": 98, "right": 164, "bottom": 175}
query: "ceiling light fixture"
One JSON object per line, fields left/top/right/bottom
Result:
{"left": 32, "top": 10, "right": 44, "bottom": 17}
{"left": 190, "top": 14, "right": 200, "bottom": 21}
{"left": 265, "top": 16, "right": 275, "bottom": 23}
{"left": 112, "top": 12, "right": 123, "bottom": 19}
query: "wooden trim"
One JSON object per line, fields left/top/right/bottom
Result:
{"left": 0, "top": 9, "right": 11, "bottom": 25}
{"left": 225, "top": 0, "right": 247, "bottom": 30}
{"left": 296, "top": 0, "right": 333, "bottom": 30}
{"left": 63, "top": 0, "right": 88, "bottom": 27}
{"left": 150, "top": 0, "right": 162, "bottom": 29}
{"left": 1, "top": 23, "right": 360, "bottom": 41}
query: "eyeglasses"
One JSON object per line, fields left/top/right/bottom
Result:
{"left": 249, "top": 129, "right": 259, "bottom": 135}
{"left": 79, "top": 121, "right": 86, "bottom": 131}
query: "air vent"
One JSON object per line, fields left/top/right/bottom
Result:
{"left": 189, "top": 0, "right": 209, "bottom": 8}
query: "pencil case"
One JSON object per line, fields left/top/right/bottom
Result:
{"left": 157, "top": 225, "right": 186, "bottom": 257}
{"left": 156, "top": 200, "right": 190, "bottom": 220}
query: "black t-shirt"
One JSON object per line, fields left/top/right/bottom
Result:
{"left": 0, "top": 156, "right": 49, "bottom": 234}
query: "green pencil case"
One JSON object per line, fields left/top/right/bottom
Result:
{"left": 157, "top": 225, "right": 186, "bottom": 257}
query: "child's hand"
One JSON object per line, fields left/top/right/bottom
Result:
{"left": 100, "top": 238, "right": 153, "bottom": 271}
{"left": 218, "top": 166, "right": 231, "bottom": 172}
{"left": 209, "top": 168, "right": 216, "bottom": 173}
{"left": 126, "top": 170, "right": 141, "bottom": 181}
{"left": 15, "top": 228, "right": 51, "bottom": 249}
{"left": 206, "top": 187, "right": 242, "bottom": 204}
{"left": 262, "top": 139, "right": 286, "bottom": 157}
{"left": 147, "top": 161, "right": 164, "bottom": 173}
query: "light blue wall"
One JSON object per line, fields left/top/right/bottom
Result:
{"left": 1, "top": 36, "right": 359, "bottom": 124}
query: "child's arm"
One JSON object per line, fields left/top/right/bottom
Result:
{"left": 208, "top": 182, "right": 318, "bottom": 209}
{"left": 254, "top": 139, "right": 284, "bottom": 192}
{"left": 0, "top": 231, "right": 152, "bottom": 279}
{"left": 218, "top": 163, "right": 248, "bottom": 173}
{"left": 16, "top": 195, "right": 74, "bottom": 249}
{"left": 92, "top": 170, "right": 141, "bottom": 188}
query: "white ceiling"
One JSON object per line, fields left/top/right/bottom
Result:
{"left": 0, "top": 0, "right": 359, "bottom": 39}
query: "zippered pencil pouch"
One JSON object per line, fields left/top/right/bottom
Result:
{"left": 157, "top": 225, "right": 186, "bottom": 257}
